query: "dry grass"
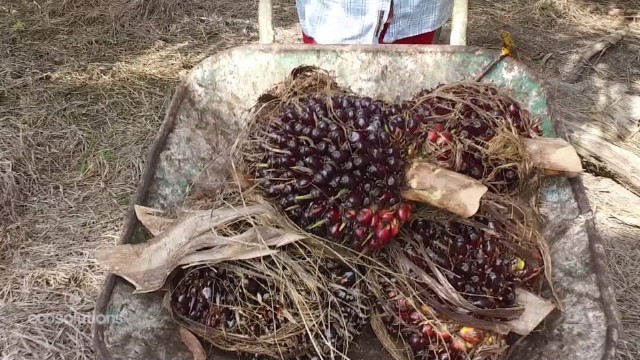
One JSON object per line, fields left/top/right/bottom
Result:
{"left": 582, "top": 174, "right": 640, "bottom": 360}
{"left": 0, "top": 0, "right": 639, "bottom": 359}
{"left": 0, "top": 0, "right": 296, "bottom": 359}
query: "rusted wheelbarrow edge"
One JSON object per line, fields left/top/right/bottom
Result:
{"left": 92, "top": 45, "right": 621, "bottom": 360}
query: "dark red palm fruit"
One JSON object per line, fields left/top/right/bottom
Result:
{"left": 370, "top": 213, "right": 380, "bottom": 228}
{"left": 345, "top": 192, "right": 364, "bottom": 208}
{"left": 305, "top": 203, "right": 326, "bottom": 221}
{"left": 281, "top": 123, "right": 295, "bottom": 135}
{"left": 355, "top": 116, "right": 369, "bottom": 130}
{"left": 321, "top": 162, "right": 336, "bottom": 177}
{"left": 385, "top": 147, "right": 400, "bottom": 156}
{"left": 285, "top": 137, "right": 299, "bottom": 151}
{"left": 296, "top": 177, "right": 311, "bottom": 189}
{"left": 344, "top": 209, "right": 357, "bottom": 221}
{"left": 427, "top": 129, "right": 439, "bottom": 143}
{"left": 482, "top": 240, "right": 498, "bottom": 259}
{"left": 453, "top": 261, "right": 471, "bottom": 276}
{"left": 372, "top": 224, "right": 392, "bottom": 249}
{"left": 340, "top": 97, "right": 353, "bottom": 109}
{"left": 333, "top": 109, "right": 348, "bottom": 122}
{"left": 379, "top": 209, "right": 395, "bottom": 223}
{"left": 353, "top": 155, "right": 370, "bottom": 170}
{"left": 386, "top": 174, "right": 400, "bottom": 188}
{"left": 329, "top": 96, "right": 342, "bottom": 110}
{"left": 282, "top": 183, "right": 294, "bottom": 195}
{"left": 356, "top": 208, "right": 374, "bottom": 225}
{"left": 367, "top": 164, "right": 387, "bottom": 178}
{"left": 468, "top": 230, "right": 481, "bottom": 248}
{"left": 304, "top": 155, "right": 323, "bottom": 170}
{"left": 279, "top": 156, "right": 297, "bottom": 168}
{"left": 474, "top": 251, "right": 487, "bottom": 269}
{"left": 501, "top": 287, "right": 516, "bottom": 305}
{"left": 315, "top": 107, "right": 328, "bottom": 119}
{"left": 349, "top": 130, "right": 364, "bottom": 144}
{"left": 302, "top": 126, "right": 314, "bottom": 138}
{"left": 360, "top": 181, "right": 374, "bottom": 196}
{"left": 368, "top": 238, "right": 382, "bottom": 251}
{"left": 328, "top": 223, "right": 343, "bottom": 239}
{"left": 312, "top": 172, "right": 328, "bottom": 186}
{"left": 299, "top": 146, "right": 316, "bottom": 157}
{"left": 368, "top": 114, "right": 383, "bottom": 131}
{"left": 493, "top": 258, "right": 507, "bottom": 275}
{"left": 330, "top": 150, "right": 349, "bottom": 164}
{"left": 390, "top": 218, "right": 400, "bottom": 237}
{"left": 396, "top": 203, "right": 411, "bottom": 223}
{"left": 421, "top": 324, "right": 435, "bottom": 337}
{"left": 433, "top": 123, "right": 445, "bottom": 132}
{"left": 328, "top": 130, "right": 347, "bottom": 144}
{"left": 345, "top": 108, "right": 356, "bottom": 121}
{"left": 368, "top": 148, "right": 384, "bottom": 162}
{"left": 369, "top": 186, "right": 383, "bottom": 198}
{"left": 339, "top": 173, "right": 357, "bottom": 189}
{"left": 379, "top": 131, "right": 392, "bottom": 146}
{"left": 354, "top": 226, "right": 368, "bottom": 242}
{"left": 310, "top": 127, "right": 327, "bottom": 142}
{"left": 408, "top": 333, "right": 427, "bottom": 351}
{"left": 412, "top": 112, "right": 426, "bottom": 124}
{"left": 451, "top": 236, "right": 468, "bottom": 257}
{"left": 436, "top": 132, "right": 453, "bottom": 145}
{"left": 366, "top": 131, "right": 379, "bottom": 144}
{"left": 436, "top": 329, "right": 452, "bottom": 341}
{"left": 485, "top": 272, "right": 503, "bottom": 292}
{"left": 360, "top": 96, "right": 373, "bottom": 109}
{"left": 508, "top": 103, "right": 519, "bottom": 118}
{"left": 469, "top": 296, "right": 494, "bottom": 309}
{"left": 329, "top": 177, "right": 340, "bottom": 189}
{"left": 316, "top": 118, "right": 330, "bottom": 130}
{"left": 280, "top": 194, "right": 295, "bottom": 209}
{"left": 325, "top": 207, "right": 341, "bottom": 224}
{"left": 386, "top": 156, "right": 402, "bottom": 172}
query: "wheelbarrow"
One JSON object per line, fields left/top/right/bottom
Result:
{"left": 92, "top": 1, "right": 621, "bottom": 359}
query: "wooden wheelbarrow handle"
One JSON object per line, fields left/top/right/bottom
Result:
{"left": 257, "top": 0, "right": 469, "bottom": 46}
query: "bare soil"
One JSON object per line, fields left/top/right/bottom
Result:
{"left": 0, "top": 0, "right": 639, "bottom": 359}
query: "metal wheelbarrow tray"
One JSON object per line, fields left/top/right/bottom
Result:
{"left": 92, "top": 44, "right": 620, "bottom": 360}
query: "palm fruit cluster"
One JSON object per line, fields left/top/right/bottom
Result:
{"left": 171, "top": 260, "right": 368, "bottom": 360}
{"left": 251, "top": 95, "right": 415, "bottom": 251}
{"left": 172, "top": 267, "right": 275, "bottom": 332}
{"left": 377, "top": 279, "right": 503, "bottom": 360}
{"left": 405, "top": 216, "right": 542, "bottom": 309}
{"left": 402, "top": 84, "right": 543, "bottom": 193}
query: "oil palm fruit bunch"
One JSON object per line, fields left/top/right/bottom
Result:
{"left": 170, "top": 258, "right": 368, "bottom": 359}
{"left": 405, "top": 216, "right": 542, "bottom": 309}
{"left": 248, "top": 95, "right": 415, "bottom": 251}
{"left": 375, "top": 281, "right": 505, "bottom": 360}
{"left": 403, "top": 83, "right": 543, "bottom": 194}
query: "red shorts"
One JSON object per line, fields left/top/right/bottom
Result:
{"left": 302, "top": 23, "right": 438, "bottom": 45}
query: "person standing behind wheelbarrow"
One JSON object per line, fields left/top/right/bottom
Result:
{"left": 296, "top": 0, "right": 454, "bottom": 45}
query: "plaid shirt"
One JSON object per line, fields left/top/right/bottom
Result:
{"left": 296, "top": 0, "right": 454, "bottom": 44}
